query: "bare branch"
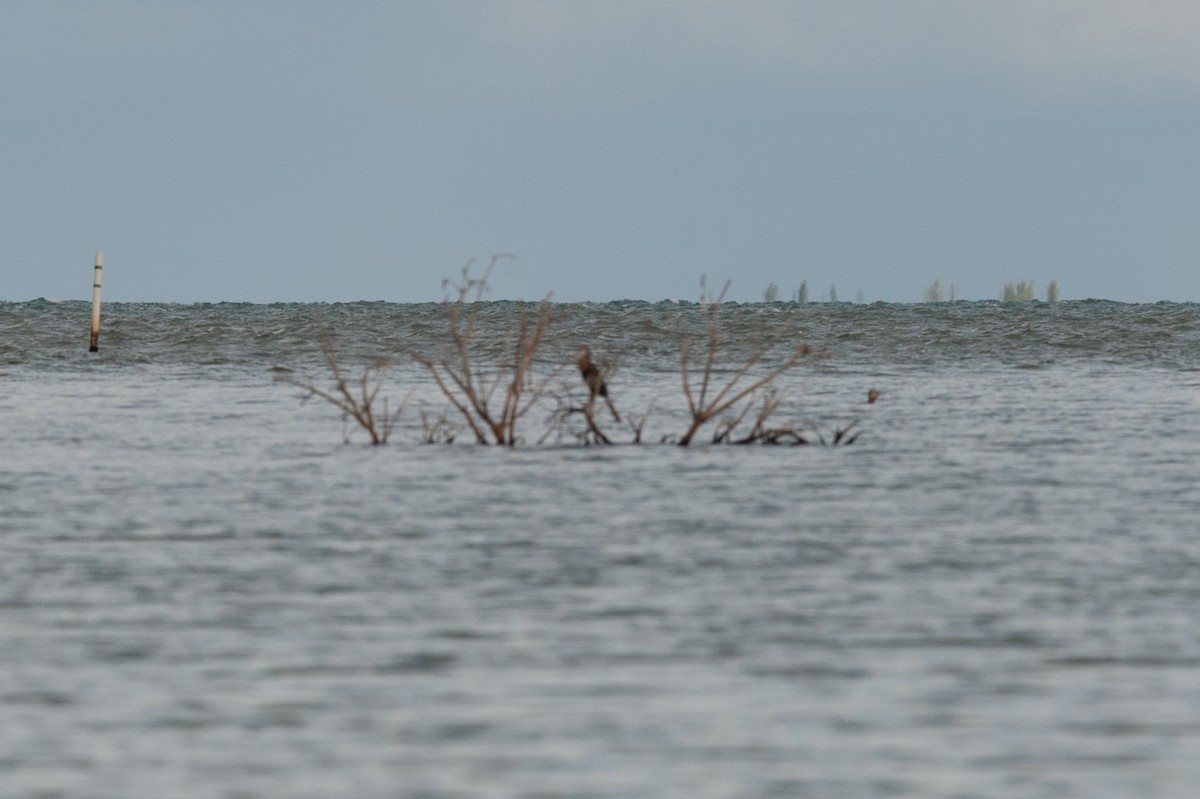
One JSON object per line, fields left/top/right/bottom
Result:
{"left": 408, "top": 257, "right": 557, "bottom": 445}
{"left": 277, "top": 334, "right": 405, "bottom": 445}
{"left": 676, "top": 281, "right": 818, "bottom": 445}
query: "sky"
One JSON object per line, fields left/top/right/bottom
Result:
{"left": 3, "top": 1, "right": 1198, "bottom": 304}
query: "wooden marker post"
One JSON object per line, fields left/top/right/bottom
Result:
{"left": 89, "top": 252, "right": 103, "bottom": 352}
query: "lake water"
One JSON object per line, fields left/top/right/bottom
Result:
{"left": 2, "top": 298, "right": 1199, "bottom": 798}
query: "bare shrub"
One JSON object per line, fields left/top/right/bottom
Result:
{"left": 539, "top": 397, "right": 614, "bottom": 446}
{"left": 418, "top": 407, "right": 461, "bottom": 444}
{"left": 627, "top": 398, "right": 657, "bottom": 444}
{"left": 676, "top": 279, "right": 818, "bottom": 446}
{"left": 278, "top": 336, "right": 404, "bottom": 445}
{"left": 711, "top": 387, "right": 799, "bottom": 444}
{"left": 409, "top": 256, "right": 562, "bottom": 445}
{"left": 708, "top": 388, "right": 860, "bottom": 446}
{"left": 280, "top": 268, "right": 864, "bottom": 449}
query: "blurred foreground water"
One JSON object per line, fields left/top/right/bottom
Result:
{"left": 2, "top": 299, "right": 1199, "bottom": 798}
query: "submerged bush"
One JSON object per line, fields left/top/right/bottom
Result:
{"left": 675, "top": 278, "right": 820, "bottom": 446}
{"left": 283, "top": 263, "right": 861, "bottom": 448}
{"left": 408, "top": 256, "right": 560, "bottom": 446}
{"left": 276, "top": 336, "right": 404, "bottom": 445}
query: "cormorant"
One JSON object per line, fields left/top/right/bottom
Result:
{"left": 576, "top": 345, "right": 621, "bottom": 422}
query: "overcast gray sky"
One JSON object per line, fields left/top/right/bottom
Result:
{"left": 3, "top": 1, "right": 1198, "bottom": 303}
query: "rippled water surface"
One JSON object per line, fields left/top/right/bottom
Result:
{"left": 2, "top": 299, "right": 1199, "bottom": 798}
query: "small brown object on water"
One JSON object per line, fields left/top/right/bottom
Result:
{"left": 577, "top": 345, "right": 621, "bottom": 422}
{"left": 867, "top": 389, "right": 880, "bottom": 404}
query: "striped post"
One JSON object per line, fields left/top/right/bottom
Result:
{"left": 89, "top": 252, "right": 103, "bottom": 352}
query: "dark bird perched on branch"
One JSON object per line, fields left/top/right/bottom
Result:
{"left": 576, "top": 345, "right": 620, "bottom": 422}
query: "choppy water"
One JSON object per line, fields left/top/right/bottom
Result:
{"left": 2, "top": 299, "right": 1199, "bottom": 798}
